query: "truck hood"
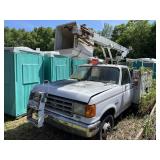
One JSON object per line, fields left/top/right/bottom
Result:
{"left": 32, "top": 80, "right": 118, "bottom": 103}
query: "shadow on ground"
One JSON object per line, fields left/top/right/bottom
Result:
{"left": 4, "top": 115, "right": 86, "bottom": 140}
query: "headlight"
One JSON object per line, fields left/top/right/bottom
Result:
{"left": 73, "top": 103, "right": 96, "bottom": 118}
{"left": 29, "top": 92, "right": 42, "bottom": 102}
{"left": 73, "top": 103, "right": 85, "bottom": 115}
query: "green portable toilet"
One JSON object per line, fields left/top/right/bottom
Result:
{"left": 143, "top": 62, "right": 156, "bottom": 79}
{"left": 133, "top": 60, "right": 143, "bottom": 69}
{"left": 44, "top": 54, "right": 70, "bottom": 81}
{"left": 129, "top": 58, "right": 156, "bottom": 79}
{"left": 4, "top": 47, "right": 44, "bottom": 117}
{"left": 71, "top": 58, "right": 88, "bottom": 75}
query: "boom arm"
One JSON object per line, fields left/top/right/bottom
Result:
{"left": 77, "top": 24, "right": 129, "bottom": 62}
{"left": 92, "top": 32, "right": 129, "bottom": 59}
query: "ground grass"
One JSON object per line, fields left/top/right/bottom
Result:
{"left": 4, "top": 106, "right": 155, "bottom": 140}
{"left": 107, "top": 115, "right": 144, "bottom": 140}
{"left": 4, "top": 116, "right": 85, "bottom": 140}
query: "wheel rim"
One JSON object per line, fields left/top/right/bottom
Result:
{"left": 100, "top": 117, "right": 113, "bottom": 140}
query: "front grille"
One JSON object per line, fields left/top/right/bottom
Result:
{"left": 45, "top": 94, "right": 73, "bottom": 117}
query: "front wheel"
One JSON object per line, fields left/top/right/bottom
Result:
{"left": 96, "top": 115, "right": 114, "bottom": 140}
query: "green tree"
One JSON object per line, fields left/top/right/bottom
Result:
{"left": 4, "top": 27, "right": 55, "bottom": 51}
{"left": 30, "top": 27, "right": 55, "bottom": 51}
{"left": 111, "top": 24, "right": 126, "bottom": 42}
{"left": 111, "top": 20, "right": 156, "bottom": 58}
{"left": 147, "top": 22, "right": 156, "bottom": 58}
{"left": 98, "top": 23, "right": 113, "bottom": 39}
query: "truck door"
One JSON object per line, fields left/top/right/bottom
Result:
{"left": 121, "top": 68, "right": 133, "bottom": 111}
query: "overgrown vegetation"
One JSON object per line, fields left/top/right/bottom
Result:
{"left": 135, "top": 75, "right": 156, "bottom": 140}
{"left": 139, "top": 66, "right": 152, "bottom": 73}
{"left": 143, "top": 110, "right": 156, "bottom": 140}
{"left": 138, "top": 79, "right": 156, "bottom": 115}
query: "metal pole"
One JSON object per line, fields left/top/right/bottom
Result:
{"left": 107, "top": 48, "right": 113, "bottom": 64}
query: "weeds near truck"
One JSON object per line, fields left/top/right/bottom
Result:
{"left": 107, "top": 115, "right": 144, "bottom": 140}
{"left": 142, "top": 104, "right": 156, "bottom": 140}
{"left": 143, "top": 114, "right": 156, "bottom": 139}
{"left": 3, "top": 106, "right": 149, "bottom": 140}
{"left": 139, "top": 80, "right": 156, "bottom": 115}
{"left": 4, "top": 106, "right": 156, "bottom": 140}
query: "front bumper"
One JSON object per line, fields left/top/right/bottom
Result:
{"left": 45, "top": 111, "right": 100, "bottom": 138}
{"left": 27, "top": 101, "right": 100, "bottom": 138}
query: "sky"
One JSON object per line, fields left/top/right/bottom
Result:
{"left": 4, "top": 20, "right": 129, "bottom": 31}
{"left": 4, "top": 20, "right": 155, "bottom": 32}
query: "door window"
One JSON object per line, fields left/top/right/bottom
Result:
{"left": 121, "top": 68, "right": 131, "bottom": 85}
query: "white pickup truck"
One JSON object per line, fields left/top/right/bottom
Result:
{"left": 27, "top": 64, "right": 135, "bottom": 139}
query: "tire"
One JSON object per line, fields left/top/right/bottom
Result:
{"left": 96, "top": 114, "right": 114, "bottom": 140}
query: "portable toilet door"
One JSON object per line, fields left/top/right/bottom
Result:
{"left": 71, "top": 58, "right": 88, "bottom": 75}
{"left": 4, "top": 48, "right": 44, "bottom": 117}
{"left": 44, "top": 55, "right": 70, "bottom": 81}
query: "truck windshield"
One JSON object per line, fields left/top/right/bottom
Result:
{"left": 71, "top": 66, "right": 120, "bottom": 84}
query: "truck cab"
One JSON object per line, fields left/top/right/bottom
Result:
{"left": 27, "top": 64, "right": 134, "bottom": 139}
